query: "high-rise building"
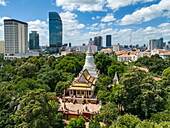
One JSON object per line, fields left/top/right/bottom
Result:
{"left": 49, "top": 12, "right": 62, "bottom": 53}
{"left": 69, "top": 43, "right": 71, "bottom": 47}
{"left": 29, "top": 31, "right": 39, "bottom": 50}
{"left": 149, "top": 38, "right": 164, "bottom": 50}
{"left": 4, "top": 19, "right": 28, "bottom": 54}
{"left": 106, "top": 35, "right": 111, "bottom": 47}
{"left": 0, "top": 41, "right": 4, "bottom": 54}
{"left": 94, "top": 36, "right": 102, "bottom": 47}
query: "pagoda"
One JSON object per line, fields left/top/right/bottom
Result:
{"left": 66, "top": 43, "right": 99, "bottom": 98}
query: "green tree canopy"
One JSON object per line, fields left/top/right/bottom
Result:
{"left": 99, "top": 102, "right": 119, "bottom": 125}
{"left": 116, "top": 69, "right": 165, "bottom": 119}
{"left": 12, "top": 89, "right": 60, "bottom": 128}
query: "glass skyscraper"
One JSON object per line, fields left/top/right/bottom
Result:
{"left": 49, "top": 12, "right": 62, "bottom": 53}
{"left": 106, "top": 35, "right": 111, "bottom": 47}
{"left": 29, "top": 31, "right": 39, "bottom": 50}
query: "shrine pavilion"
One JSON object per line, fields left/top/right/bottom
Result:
{"left": 66, "top": 44, "right": 99, "bottom": 98}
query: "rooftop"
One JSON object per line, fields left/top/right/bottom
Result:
{"left": 4, "top": 19, "right": 28, "bottom": 25}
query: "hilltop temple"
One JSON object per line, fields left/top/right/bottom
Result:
{"left": 66, "top": 44, "right": 99, "bottom": 98}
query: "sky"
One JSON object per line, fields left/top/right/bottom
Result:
{"left": 0, "top": 0, "right": 170, "bottom": 46}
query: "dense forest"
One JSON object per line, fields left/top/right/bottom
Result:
{"left": 0, "top": 53, "right": 170, "bottom": 128}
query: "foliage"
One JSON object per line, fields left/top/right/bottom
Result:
{"left": 111, "top": 114, "right": 141, "bottom": 128}
{"left": 99, "top": 102, "right": 119, "bottom": 125}
{"left": 66, "top": 116, "right": 86, "bottom": 128}
{"left": 12, "top": 89, "right": 60, "bottom": 128}
{"left": 13, "top": 78, "right": 50, "bottom": 95}
{"left": 89, "top": 116, "right": 100, "bottom": 128}
{"left": 55, "top": 81, "right": 71, "bottom": 96}
{"left": 116, "top": 68, "right": 165, "bottom": 119}
{"left": 150, "top": 110, "right": 170, "bottom": 123}
{"left": 134, "top": 54, "right": 170, "bottom": 75}
{"left": 37, "top": 69, "right": 65, "bottom": 91}
{"left": 135, "top": 120, "right": 158, "bottom": 128}
{"left": 95, "top": 53, "right": 113, "bottom": 74}
{"left": 16, "top": 62, "right": 38, "bottom": 78}
{"left": 56, "top": 56, "right": 82, "bottom": 73}
{"left": 0, "top": 109, "right": 15, "bottom": 128}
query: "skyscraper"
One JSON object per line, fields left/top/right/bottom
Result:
{"left": 106, "top": 35, "right": 111, "bottom": 47}
{"left": 29, "top": 31, "right": 39, "bottom": 50}
{"left": 49, "top": 12, "right": 62, "bottom": 53}
{"left": 4, "top": 19, "right": 28, "bottom": 54}
{"left": 94, "top": 36, "right": 102, "bottom": 47}
{"left": 149, "top": 38, "right": 164, "bottom": 50}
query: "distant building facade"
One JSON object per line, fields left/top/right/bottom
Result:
{"left": 4, "top": 19, "right": 28, "bottom": 54}
{"left": 0, "top": 41, "right": 4, "bottom": 54}
{"left": 148, "top": 38, "right": 165, "bottom": 50}
{"left": 94, "top": 36, "right": 102, "bottom": 47}
{"left": 49, "top": 12, "right": 62, "bottom": 53}
{"left": 29, "top": 31, "right": 39, "bottom": 50}
{"left": 113, "top": 44, "right": 120, "bottom": 51}
{"left": 106, "top": 35, "right": 111, "bottom": 47}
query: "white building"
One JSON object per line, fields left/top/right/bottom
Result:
{"left": 160, "top": 52, "right": 170, "bottom": 60}
{"left": 118, "top": 54, "right": 137, "bottom": 62}
{"left": 4, "top": 19, "right": 28, "bottom": 54}
{"left": 151, "top": 49, "right": 166, "bottom": 55}
{"left": 113, "top": 45, "right": 120, "bottom": 51}
{"left": 137, "top": 51, "right": 151, "bottom": 58}
{"left": 4, "top": 19, "right": 39, "bottom": 59}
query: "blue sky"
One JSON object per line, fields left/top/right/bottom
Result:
{"left": 0, "top": 0, "right": 170, "bottom": 46}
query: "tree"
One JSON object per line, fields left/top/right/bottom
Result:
{"left": 99, "top": 102, "right": 119, "bottom": 125}
{"left": 66, "top": 116, "right": 86, "bottom": 128}
{"left": 37, "top": 69, "right": 65, "bottom": 91}
{"left": 116, "top": 68, "right": 165, "bottom": 119}
{"left": 12, "top": 78, "right": 50, "bottom": 95}
{"left": 135, "top": 120, "right": 158, "bottom": 128}
{"left": 66, "top": 118, "right": 77, "bottom": 128}
{"left": 76, "top": 116, "right": 86, "bottom": 128}
{"left": 12, "top": 89, "right": 60, "bottom": 128}
{"left": 56, "top": 56, "right": 82, "bottom": 73}
{"left": 17, "top": 62, "right": 38, "bottom": 78}
{"left": 108, "top": 62, "right": 126, "bottom": 78}
{"left": 110, "top": 114, "right": 141, "bottom": 128}
{"left": 95, "top": 53, "right": 113, "bottom": 74}
{"left": 89, "top": 116, "right": 100, "bottom": 128}
{"left": 150, "top": 110, "right": 170, "bottom": 123}
{"left": 55, "top": 81, "right": 71, "bottom": 96}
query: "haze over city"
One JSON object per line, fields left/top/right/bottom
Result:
{"left": 0, "top": 0, "right": 170, "bottom": 46}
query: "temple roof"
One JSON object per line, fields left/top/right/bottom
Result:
{"left": 68, "top": 69, "right": 97, "bottom": 91}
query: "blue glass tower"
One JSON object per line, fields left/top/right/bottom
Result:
{"left": 49, "top": 12, "right": 62, "bottom": 53}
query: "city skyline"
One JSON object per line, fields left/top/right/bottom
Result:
{"left": 0, "top": 0, "right": 170, "bottom": 46}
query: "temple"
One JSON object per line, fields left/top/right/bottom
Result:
{"left": 113, "top": 72, "right": 119, "bottom": 85}
{"left": 66, "top": 43, "right": 99, "bottom": 98}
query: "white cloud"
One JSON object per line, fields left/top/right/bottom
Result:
{"left": 92, "top": 23, "right": 98, "bottom": 27}
{"left": 0, "top": 17, "right": 10, "bottom": 24}
{"left": 92, "top": 17, "right": 95, "bottom": 20}
{"left": 107, "top": 22, "right": 113, "bottom": 26}
{"left": 59, "top": 11, "right": 85, "bottom": 43}
{"left": 106, "top": 0, "right": 155, "bottom": 10}
{"left": 27, "top": 20, "right": 48, "bottom": 46}
{"left": 0, "top": 0, "right": 7, "bottom": 6}
{"left": 101, "top": 13, "right": 116, "bottom": 22}
{"left": 119, "top": 0, "right": 170, "bottom": 25}
{"left": 56, "top": 0, "right": 105, "bottom": 11}
{"left": 0, "top": 17, "right": 10, "bottom": 41}
{"left": 73, "top": 22, "right": 170, "bottom": 46}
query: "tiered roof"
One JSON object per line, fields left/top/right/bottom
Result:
{"left": 68, "top": 69, "right": 97, "bottom": 91}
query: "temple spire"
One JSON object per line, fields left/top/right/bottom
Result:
{"left": 113, "top": 72, "right": 119, "bottom": 84}
{"left": 82, "top": 38, "right": 99, "bottom": 78}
